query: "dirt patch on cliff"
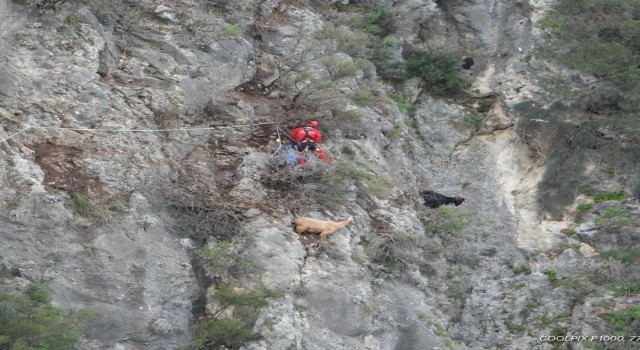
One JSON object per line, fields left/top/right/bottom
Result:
{"left": 29, "top": 142, "right": 104, "bottom": 195}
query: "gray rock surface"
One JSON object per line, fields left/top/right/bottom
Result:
{"left": 0, "top": 0, "right": 637, "bottom": 349}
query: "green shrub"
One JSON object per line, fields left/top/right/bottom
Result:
{"left": 71, "top": 192, "right": 92, "bottom": 213}
{"left": 197, "top": 241, "right": 253, "bottom": 277}
{"left": 0, "top": 285, "right": 81, "bottom": 350}
{"left": 197, "top": 242, "right": 236, "bottom": 276}
{"left": 397, "top": 50, "right": 468, "bottom": 95}
{"left": 191, "top": 281, "right": 282, "bottom": 349}
{"left": 542, "top": 269, "right": 558, "bottom": 282}
{"left": 356, "top": 7, "right": 393, "bottom": 36}
{"left": 424, "top": 207, "right": 470, "bottom": 235}
{"left": 551, "top": 327, "right": 567, "bottom": 337}
{"left": 192, "top": 319, "right": 261, "bottom": 349}
{"left": 27, "top": 281, "right": 51, "bottom": 304}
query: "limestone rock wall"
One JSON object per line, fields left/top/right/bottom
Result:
{"left": 0, "top": 0, "right": 638, "bottom": 349}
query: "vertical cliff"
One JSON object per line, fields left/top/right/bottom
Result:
{"left": 0, "top": 0, "right": 638, "bottom": 349}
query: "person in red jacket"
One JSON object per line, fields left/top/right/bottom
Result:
{"left": 289, "top": 120, "right": 330, "bottom": 164}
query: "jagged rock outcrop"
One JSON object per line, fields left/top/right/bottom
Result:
{"left": 0, "top": 0, "right": 638, "bottom": 349}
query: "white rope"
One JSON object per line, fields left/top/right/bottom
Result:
{"left": 0, "top": 126, "right": 32, "bottom": 144}
{"left": 0, "top": 122, "right": 275, "bottom": 146}
{"left": 271, "top": 128, "right": 283, "bottom": 157}
{"left": 30, "top": 121, "right": 275, "bottom": 133}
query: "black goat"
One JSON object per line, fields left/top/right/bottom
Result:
{"left": 419, "top": 190, "right": 465, "bottom": 208}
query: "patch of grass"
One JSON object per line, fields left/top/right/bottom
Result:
{"left": 594, "top": 190, "right": 626, "bottom": 203}
{"left": 323, "top": 161, "right": 394, "bottom": 199}
{"left": 505, "top": 320, "right": 526, "bottom": 334}
{"left": 579, "top": 186, "right": 596, "bottom": 197}
{"left": 317, "top": 23, "right": 371, "bottom": 58}
{"left": 444, "top": 338, "right": 455, "bottom": 349}
{"left": 605, "top": 306, "right": 640, "bottom": 335}
{"left": 381, "top": 258, "right": 403, "bottom": 271}
{"left": 388, "top": 92, "right": 415, "bottom": 115}
{"left": 576, "top": 203, "right": 594, "bottom": 212}
{"left": 65, "top": 15, "right": 83, "bottom": 26}
{"left": 480, "top": 231, "right": 493, "bottom": 240}
{"left": 594, "top": 207, "right": 633, "bottom": 227}
{"left": 599, "top": 250, "right": 633, "bottom": 263}
{"left": 351, "top": 252, "right": 366, "bottom": 265}
{"left": 480, "top": 247, "right": 498, "bottom": 257}
{"left": 384, "top": 125, "right": 404, "bottom": 140}
{"left": 71, "top": 192, "right": 92, "bottom": 213}
{"left": 422, "top": 241, "right": 441, "bottom": 252}
{"left": 353, "top": 90, "right": 373, "bottom": 106}
{"left": 220, "top": 23, "right": 239, "bottom": 37}
{"left": 464, "top": 112, "right": 485, "bottom": 126}
{"left": 512, "top": 264, "right": 532, "bottom": 275}
{"left": 612, "top": 282, "right": 640, "bottom": 297}
{"left": 520, "top": 302, "right": 540, "bottom": 320}
{"left": 343, "top": 110, "right": 364, "bottom": 122}
{"left": 538, "top": 11, "right": 563, "bottom": 28}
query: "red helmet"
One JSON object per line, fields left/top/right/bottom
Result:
{"left": 307, "top": 120, "right": 319, "bottom": 127}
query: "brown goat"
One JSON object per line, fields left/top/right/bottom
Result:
{"left": 293, "top": 216, "right": 354, "bottom": 240}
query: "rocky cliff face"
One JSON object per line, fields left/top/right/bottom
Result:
{"left": 1, "top": 0, "right": 638, "bottom": 349}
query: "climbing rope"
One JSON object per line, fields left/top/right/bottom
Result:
{"left": 0, "top": 125, "right": 32, "bottom": 144}
{"left": 271, "top": 128, "right": 283, "bottom": 157}
{"left": 271, "top": 127, "right": 298, "bottom": 158}
{"left": 0, "top": 122, "right": 275, "bottom": 144}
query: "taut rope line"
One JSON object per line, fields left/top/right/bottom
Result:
{"left": 0, "top": 122, "right": 276, "bottom": 144}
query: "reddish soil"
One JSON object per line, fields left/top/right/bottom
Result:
{"left": 29, "top": 142, "right": 103, "bottom": 195}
